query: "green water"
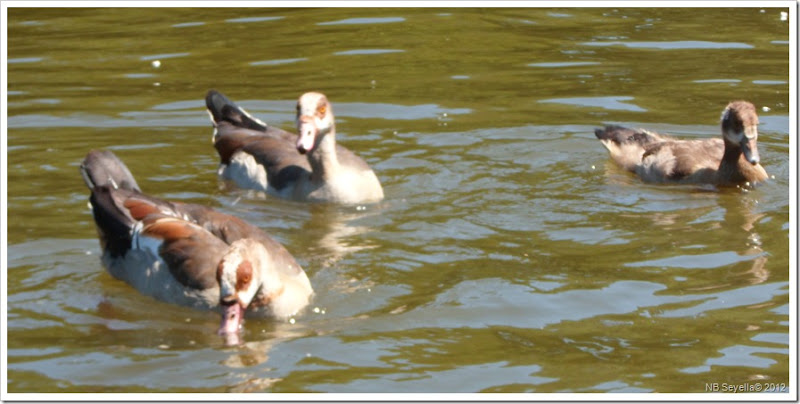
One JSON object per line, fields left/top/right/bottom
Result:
{"left": 5, "top": 6, "right": 792, "bottom": 395}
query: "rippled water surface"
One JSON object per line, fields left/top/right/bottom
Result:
{"left": 5, "top": 6, "right": 794, "bottom": 396}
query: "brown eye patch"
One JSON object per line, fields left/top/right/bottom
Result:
{"left": 236, "top": 260, "right": 253, "bottom": 290}
{"left": 316, "top": 97, "right": 329, "bottom": 117}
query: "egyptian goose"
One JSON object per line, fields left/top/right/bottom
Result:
{"left": 595, "top": 101, "right": 769, "bottom": 186}
{"left": 205, "top": 90, "right": 384, "bottom": 204}
{"left": 80, "top": 150, "right": 313, "bottom": 342}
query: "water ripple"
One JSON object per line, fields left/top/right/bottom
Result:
{"left": 334, "top": 49, "right": 405, "bottom": 56}
{"left": 250, "top": 58, "right": 307, "bottom": 66}
{"left": 225, "top": 16, "right": 283, "bottom": 23}
{"left": 581, "top": 40, "right": 754, "bottom": 49}
{"left": 539, "top": 96, "right": 647, "bottom": 112}
{"left": 626, "top": 251, "right": 764, "bottom": 269}
{"left": 318, "top": 17, "right": 405, "bottom": 25}
{"left": 528, "top": 61, "right": 600, "bottom": 68}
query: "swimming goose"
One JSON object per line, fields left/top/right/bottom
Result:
{"left": 205, "top": 90, "right": 384, "bottom": 204}
{"left": 80, "top": 150, "right": 313, "bottom": 341}
{"left": 594, "top": 101, "right": 769, "bottom": 186}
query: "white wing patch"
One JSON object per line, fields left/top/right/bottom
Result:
{"left": 239, "top": 106, "right": 267, "bottom": 128}
{"left": 220, "top": 151, "right": 269, "bottom": 192}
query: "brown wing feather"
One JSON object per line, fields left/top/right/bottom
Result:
{"left": 172, "top": 207, "right": 305, "bottom": 278}
{"left": 214, "top": 122, "right": 311, "bottom": 190}
{"left": 123, "top": 197, "right": 164, "bottom": 221}
{"left": 670, "top": 139, "right": 724, "bottom": 179}
{"left": 140, "top": 216, "right": 228, "bottom": 290}
{"left": 595, "top": 125, "right": 669, "bottom": 146}
{"left": 214, "top": 122, "right": 298, "bottom": 164}
{"left": 142, "top": 217, "right": 197, "bottom": 240}
{"left": 640, "top": 139, "right": 724, "bottom": 181}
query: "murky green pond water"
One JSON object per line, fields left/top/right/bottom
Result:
{"left": 5, "top": 6, "right": 793, "bottom": 395}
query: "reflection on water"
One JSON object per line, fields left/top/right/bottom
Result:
{"left": 303, "top": 204, "right": 381, "bottom": 268}
{"left": 6, "top": 6, "right": 791, "bottom": 395}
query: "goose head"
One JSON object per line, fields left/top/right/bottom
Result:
{"left": 295, "top": 92, "right": 335, "bottom": 154}
{"left": 216, "top": 239, "right": 267, "bottom": 338}
{"left": 721, "top": 101, "right": 761, "bottom": 165}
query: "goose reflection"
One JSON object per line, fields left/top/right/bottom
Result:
{"left": 298, "top": 203, "right": 381, "bottom": 270}
{"left": 724, "top": 194, "right": 769, "bottom": 285}
{"left": 221, "top": 323, "right": 311, "bottom": 392}
{"left": 217, "top": 185, "right": 381, "bottom": 270}
{"left": 634, "top": 189, "right": 771, "bottom": 287}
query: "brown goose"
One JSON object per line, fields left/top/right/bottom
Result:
{"left": 205, "top": 90, "right": 384, "bottom": 204}
{"left": 595, "top": 101, "right": 769, "bottom": 186}
{"left": 80, "top": 150, "right": 313, "bottom": 342}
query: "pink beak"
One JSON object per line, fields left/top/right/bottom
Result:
{"left": 218, "top": 302, "right": 244, "bottom": 340}
{"left": 296, "top": 118, "right": 317, "bottom": 154}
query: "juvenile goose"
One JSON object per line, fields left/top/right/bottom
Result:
{"left": 205, "top": 90, "right": 384, "bottom": 204}
{"left": 594, "top": 101, "right": 769, "bottom": 186}
{"left": 80, "top": 150, "right": 312, "bottom": 341}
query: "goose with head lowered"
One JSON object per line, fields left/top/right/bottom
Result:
{"left": 206, "top": 90, "right": 384, "bottom": 204}
{"left": 594, "top": 101, "right": 769, "bottom": 187}
{"left": 80, "top": 150, "right": 313, "bottom": 343}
